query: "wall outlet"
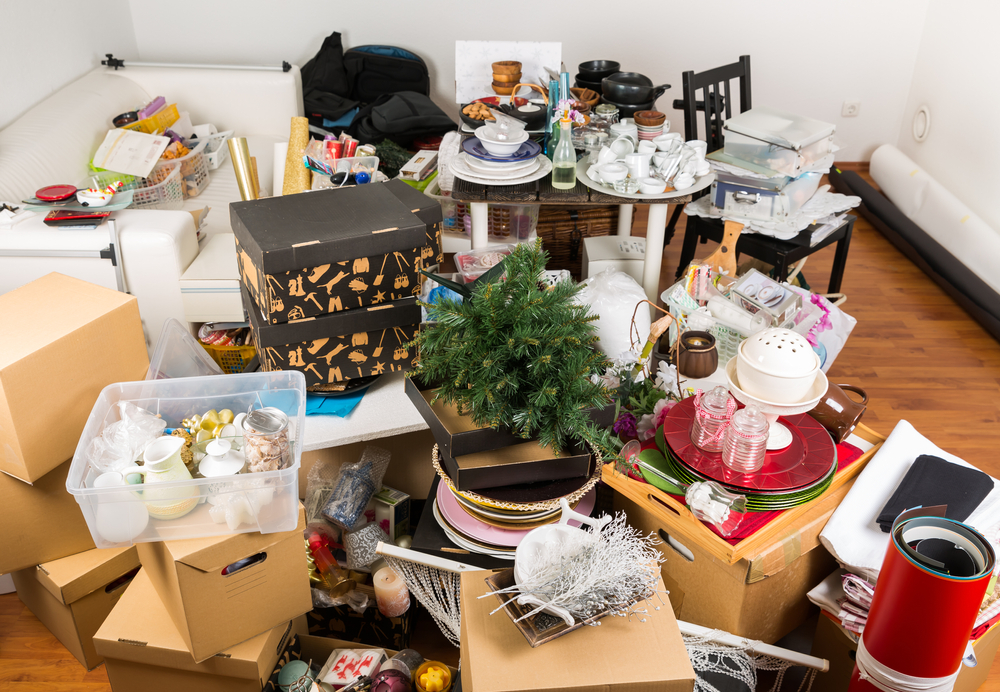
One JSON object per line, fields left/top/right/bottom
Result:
{"left": 842, "top": 100, "right": 861, "bottom": 117}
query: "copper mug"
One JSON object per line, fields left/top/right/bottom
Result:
{"left": 677, "top": 331, "right": 718, "bottom": 379}
{"left": 810, "top": 383, "right": 869, "bottom": 444}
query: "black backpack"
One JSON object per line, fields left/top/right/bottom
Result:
{"left": 301, "top": 32, "right": 454, "bottom": 145}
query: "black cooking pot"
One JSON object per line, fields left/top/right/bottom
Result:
{"left": 578, "top": 60, "right": 621, "bottom": 81}
{"left": 600, "top": 97, "right": 656, "bottom": 118}
{"left": 575, "top": 74, "right": 604, "bottom": 93}
{"left": 602, "top": 72, "right": 670, "bottom": 105}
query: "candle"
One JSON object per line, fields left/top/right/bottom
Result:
{"left": 374, "top": 566, "right": 410, "bottom": 618}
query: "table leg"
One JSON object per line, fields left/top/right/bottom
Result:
{"left": 617, "top": 204, "right": 633, "bottom": 236}
{"left": 829, "top": 219, "right": 854, "bottom": 294}
{"left": 642, "top": 204, "right": 670, "bottom": 305}
{"left": 470, "top": 202, "right": 489, "bottom": 249}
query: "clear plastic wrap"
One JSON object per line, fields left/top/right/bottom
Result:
{"left": 322, "top": 446, "right": 391, "bottom": 531}
{"left": 87, "top": 402, "right": 166, "bottom": 473}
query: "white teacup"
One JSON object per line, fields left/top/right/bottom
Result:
{"left": 597, "top": 162, "right": 628, "bottom": 184}
{"left": 653, "top": 132, "right": 683, "bottom": 152}
{"left": 637, "top": 141, "right": 657, "bottom": 154}
{"left": 686, "top": 140, "right": 708, "bottom": 162}
{"left": 597, "top": 145, "right": 617, "bottom": 165}
{"left": 609, "top": 137, "right": 634, "bottom": 160}
{"left": 624, "top": 152, "right": 653, "bottom": 180}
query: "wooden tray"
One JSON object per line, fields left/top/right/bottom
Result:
{"left": 603, "top": 423, "right": 886, "bottom": 565}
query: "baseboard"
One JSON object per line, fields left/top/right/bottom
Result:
{"left": 833, "top": 161, "right": 869, "bottom": 173}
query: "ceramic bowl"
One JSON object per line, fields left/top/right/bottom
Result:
{"left": 475, "top": 136, "right": 528, "bottom": 158}
{"left": 492, "top": 61, "right": 522, "bottom": 75}
{"left": 76, "top": 189, "right": 113, "bottom": 207}
{"left": 574, "top": 75, "right": 604, "bottom": 93}
{"left": 736, "top": 328, "right": 821, "bottom": 404}
{"left": 597, "top": 163, "right": 628, "bottom": 184}
{"left": 578, "top": 60, "right": 621, "bottom": 81}
{"left": 653, "top": 133, "right": 683, "bottom": 151}
{"left": 638, "top": 177, "right": 667, "bottom": 194}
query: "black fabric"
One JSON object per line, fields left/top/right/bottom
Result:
{"left": 344, "top": 47, "right": 430, "bottom": 103}
{"left": 829, "top": 168, "right": 1000, "bottom": 342}
{"left": 301, "top": 31, "right": 359, "bottom": 122}
{"left": 346, "top": 92, "right": 456, "bottom": 148}
{"left": 877, "top": 455, "right": 994, "bottom": 532}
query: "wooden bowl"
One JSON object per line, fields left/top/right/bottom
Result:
{"left": 571, "top": 99, "right": 591, "bottom": 115}
{"left": 570, "top": 88, "right": 600, "bottom": 109}
{"left": 633, "top": 110, "right": 667, "bottom": 127}
{"left": 491, "top": 72, "right": 522, "bottom": 84}
{"left": 491, "top": 82, "right": 517, "bottom": 95}
{"left": 492, "top": 61, "right": 522, "bottom": 75}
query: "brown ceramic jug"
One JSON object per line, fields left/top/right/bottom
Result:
{"left": 809, "top": 383, "right": 868, "bottom": 443}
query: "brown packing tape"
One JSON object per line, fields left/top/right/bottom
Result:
{"left": 282, "top": 117, "right": 311, "bottom": 196}
{"left": 746, "top": 529, "right": 803, "bottom": 584}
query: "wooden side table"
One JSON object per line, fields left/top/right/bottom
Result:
{"left": 450, "top": 175, "right": 698, "bottom": 302}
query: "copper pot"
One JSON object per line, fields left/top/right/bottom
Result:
{"left": 677, "top": 331, "right": 718, "bottom": 379}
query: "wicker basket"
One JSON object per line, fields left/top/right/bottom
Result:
{"left": 200, "top": 342, "right": 256, "bottom": 374}
{"left": 535, "top": 206, "right": 620, "bottom": 278}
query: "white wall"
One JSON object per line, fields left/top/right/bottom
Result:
{"left": 895, "top": 0, "right": 1000, "bottom": 232}
{"left": 127, "top": 0, "right": 929, "bottom": 161}
{"left": 0, "top": 0, "right": 139, "bottom": 130}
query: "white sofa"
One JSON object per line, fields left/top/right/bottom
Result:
{"left": 0, "top": 64, "right": 303, "bottom": 351}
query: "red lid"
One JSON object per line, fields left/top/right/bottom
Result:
{"left": 35, "top": 184, "right": 78, "bottom": 201}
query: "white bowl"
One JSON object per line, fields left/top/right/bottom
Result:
{"left": 653, "top": 132, "right": 683, "bottom": 152}
{"left": 638, "top": 177, "right": 666, "bottom": 194}
{"left": 474, "top": 129, "right": 529, "bottom": 157}
{"left": 76, "top": 190, "right": 113, "bottom": 207}
{"left": 597, "top": 163, "right": 628, "bottom": 184}
{"left": 736, "top": 328, "right": 820, "bottom": 403}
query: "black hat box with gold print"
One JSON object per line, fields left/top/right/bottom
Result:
{"left": 231, "top": 184, "right": 431, "bottom": 326}
{"left": 243, "top": 285, "right": 419, "bottom": 388}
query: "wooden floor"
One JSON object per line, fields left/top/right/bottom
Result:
{"left": 2, "top": 172, "right": 999, "bottom": 689}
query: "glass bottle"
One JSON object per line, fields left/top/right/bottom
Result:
{"left": 551, "top": 118, "right": 577, "bottom": 189}
{"left": 689, "top": 385, "right": 734, "bottom": 453}
{"left": 722, "top": 404, "right": 769, "bottom": 473}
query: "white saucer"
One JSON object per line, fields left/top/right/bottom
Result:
{"left": 459, "top": 154, "right": 540, "bottom": 180}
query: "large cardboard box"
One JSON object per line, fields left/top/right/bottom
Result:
{"left": 136, "top": 506, "right": 311, "bottom": 662}
{"left": 12, "top": 547, "right": 140, "bottom": 669}
{"left": 0, "top": 273, "right": 148, "bottom": 483}
{"left": 231, "top": 185, "right": 428, "bottom": 326}
{"left": 383, "top": 178, "right": 444, "bottom": 267}
{"left": 460, "top": 570, "right": 696, "bottom": 692}
{"left": 0, "top": 458, "right": 96, "bottom": 574}
{"left": 810, "top": 612, "right": 1000, "bottom": 692}
{"left": 95, "top": 569, "right": 293, "bottom": 692}
{"left": 245, "top": 285, "right": 419, "bottom": 386}
{"left": 614, "top": 479, "right": 856, "bottom": 644}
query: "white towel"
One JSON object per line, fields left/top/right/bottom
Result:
{"left": 819, "top": 420, "right": 1000, "bottom": 581}
{"left": 807, "top": 568, "right": 847, "bottom": 616}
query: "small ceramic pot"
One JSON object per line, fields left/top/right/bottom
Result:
{"left": 809, "top": 383, "right": 869, "bottom": 443}
{"left": 678, "top": 331, "right": 718, "bottom": 379}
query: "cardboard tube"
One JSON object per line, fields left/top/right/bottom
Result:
{"left": 227, "top": 137, "right": 258, "bottom": 201}
{"left": 249, "top": 156, "right": 260, "bottom": 199}
{"left": 282, "top": 116, "right": 311, "bottom": 195}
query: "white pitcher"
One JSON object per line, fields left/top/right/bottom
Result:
{"left": 93, "top": 471, "right": 150, "bottom": 544}
{"left": 129, "top": 436, "right": 199, "bottom": 520}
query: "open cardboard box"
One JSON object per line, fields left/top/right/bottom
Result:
{"left": 95, "top": 568, "right": 293, "bottom": 692}
{"left": 135, "top": 506, "right": 312, "bottom": 662}
{"left": 460, "top": 570, "right": 696, "bottom": 692}
{"left": 610, "top": 424, "right": 887, "bottom": 644}
{"left": 810, "top": 612, "right": 1000, "bottom": 692}
{"left": 12, "top": 547, "right": 140, "bottom": 670}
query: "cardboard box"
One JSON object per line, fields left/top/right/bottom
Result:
{"left": 305, "top": 604, "right": 413, "bottom": 651}
{"left": 245, "top": 285, "right": 419, "bottom": 386}
{"left": 0, "top": 458, "right": 96, "bottom": 574}
{"left": 0, "top": 273, "right": 148, "bottom": 483}
{"left": 231, "top": 185, "right": 428, "bottom": 325}
{"left": 439, "top": 439, "right": 593, "bottom": 491}
{"left": 95, "top": 569, "right": 293, "bottom": 692}
{"left": 12, "top": 547, "right": 140, "bottom": 669}
{"left": 614, "top": 481, "right": 853, "bottom": 644}
{"left": 294, "top": 633, "right": 457, "bottom": 687}
{"left": 135, "top": 506, "right": 311, "bottom": 662}
{"left": 399, "top": 150, "right": 438, "bottom": 181}
{"left": 810, "top": 612, "right": 1000, "bottom": 692}
{"left": 384, "top": 178, "right": 444, "bottom": 268}
{"left": 460, "top": 570, "right": 695, "bottom": 692}
{"left": 581, "top": 236, "right": 646, "bottom": 283}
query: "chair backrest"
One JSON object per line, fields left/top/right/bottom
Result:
{"left": 672, "top": 55, "right": 751, "bottom": 152}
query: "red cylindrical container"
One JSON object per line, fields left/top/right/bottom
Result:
{"left": 849, "top": 511, "right": 994, "bottom": 691}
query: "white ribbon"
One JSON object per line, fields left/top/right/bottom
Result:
{"left": 855, "top": 635, "right": 961, "bottom": 692}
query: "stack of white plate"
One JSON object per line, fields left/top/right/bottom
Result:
{"left": 453, "top": 129, "right": 551, "bottom": 185}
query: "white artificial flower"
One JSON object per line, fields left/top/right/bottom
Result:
{"left": 655, "top": 361, "right": 679, "bottom": 397}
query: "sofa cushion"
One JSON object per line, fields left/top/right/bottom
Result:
{"left": 0, "top": 71, "right": 150, "bottom": 203}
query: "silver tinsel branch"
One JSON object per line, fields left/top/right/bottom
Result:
{"left": 482, "top": 511, "right": 666, "bottom": 624}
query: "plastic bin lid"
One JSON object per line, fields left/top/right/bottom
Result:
{"left": 723, "top": 106, "right": 836, "bottom": 151}
{"left": 146, "top": 318, "right": 224, "bottom": 380}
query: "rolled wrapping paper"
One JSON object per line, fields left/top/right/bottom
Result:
{"left": 227, "top": 137, "right": 258, "bottom": 201}
{"left": 273, "top": 141, "right": 288, "bottom": 197}
{"left": 282, "top": 116, "right": 311, "bottom": 195}
{"left": 249, "top": 156, "right": 260, "bottom": 199}
{"left": 849, "top": 507, "right": 995, "bottom": 692}
{"left": 373, "top": 565, "right": 410, "bottom": 617}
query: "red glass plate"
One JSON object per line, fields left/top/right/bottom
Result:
{"left": 35, "top": 184, "right": 77, "bottom": 201}
{"left": 662, "top": 397, "right": 835, "bottom": 491}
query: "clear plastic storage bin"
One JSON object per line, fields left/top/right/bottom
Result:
{"left": 722, "top": 107, "right": 835, "bottom": 176}
{"left": 425, "top": 178, "right": 539, "bottom": 241}
{"left": 66, "top": 372, "right": 306, "bottom": 548}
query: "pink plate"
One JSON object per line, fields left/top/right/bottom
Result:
{"left": 436, "top": 479, "right": 596, "bottom": 548}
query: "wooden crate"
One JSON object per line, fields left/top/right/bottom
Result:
{"left": 603, "top": 423, "right": 886, "bottom": 565}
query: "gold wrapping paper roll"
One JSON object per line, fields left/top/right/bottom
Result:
{"left": 282, "top": 116, "right": 311, "bottom": 195}
{"left": 227, "top": 137, "right": 258, "bottom": 201}
{"left": 249, "top": 156, "right": 260, "bottom": 199}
